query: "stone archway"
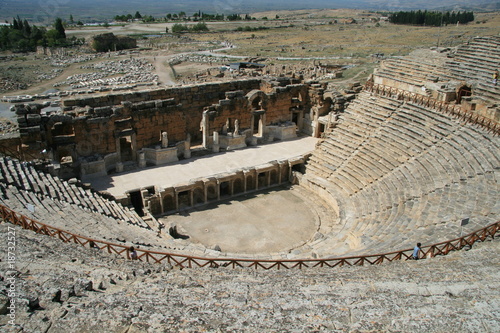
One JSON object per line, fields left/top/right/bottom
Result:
{"left": 246, "top": 90, "right": 267, "bottom": 137}
{"left": 457, "top": 85, "right": 472, "bottom": 104}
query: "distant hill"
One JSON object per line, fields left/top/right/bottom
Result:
{"left": 0, "top": 0, "right": 498, "bottom": 23}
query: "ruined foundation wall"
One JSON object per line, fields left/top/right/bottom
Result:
{"left": 12, "top": 79, "right": 320, "bottom": 171}
{"left": 62, "top": 80, "right": 262, "bottom": 109}
{"left": 63, "top": 80, "right": 263, "bottom": 148}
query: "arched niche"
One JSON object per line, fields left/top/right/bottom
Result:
{"left": 163, "top": 194, "right": 176, "bottom": 212}
{"left": 193, "top": 187, "right": 205, "bottom": 205}
{"left": 246, "top": 89, "right": 267, "bottom": 110}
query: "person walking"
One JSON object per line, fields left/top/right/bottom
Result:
{"left": 412, "top": 243, "right": 422, "bottom": 260}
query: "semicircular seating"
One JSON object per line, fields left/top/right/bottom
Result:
{"left": 301, "top": 91, "right": 499, "bottom": 257}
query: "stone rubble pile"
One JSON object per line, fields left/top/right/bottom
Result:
{"left": 0, "top": 78, "right": 27, "bottom": 93}
{"left": 0, "top": 118, "right": 18, "bottom": 135}
{"left": 49, "top": 54, "right": 99, "bottom": 67}
{"left": 35, "top": 68, "right": 63, "bottom": 81}
{"left": 54, "top": 58, "right": 158, "bottom": 89}
{"left": 169, "top": 54, "right": 225, "bottom": 65}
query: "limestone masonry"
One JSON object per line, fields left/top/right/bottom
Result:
{"left": 0, "top": 35, "right": 499, "bottom": 332}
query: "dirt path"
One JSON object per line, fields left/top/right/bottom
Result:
{"left": 152, "top": 55, "right": 176, "bottom": 85}
{"left": 5, "top": 62, "right": 84, "bottom": 96}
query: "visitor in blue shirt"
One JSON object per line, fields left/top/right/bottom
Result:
{"left": 412, "top": 243, "right": 422, "bottom": 260}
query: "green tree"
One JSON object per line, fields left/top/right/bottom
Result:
{"left": 46, "top": 29, "right": 62, "bottom": 47}
{"left": 12, "top": 17, "right": 19, "bottom": 30}
{"left": 54, "top": 17, "right": 66, "bottom": 39}
{"left": 172, "top": 23, "right": 187, "bottom": 33}
{"left": 227, "top": 14, "right": 241, "bottom": 21}
{"left": 135, "top": 11, "right": 142, "bottom": 19}
{"left": 191, "top": 22, "right": 208, "bottom": 32}
{"left": 22, "top": 19, "right": 31, "bottom": 37}
{"left": 69, "top": 14, "right": 74, "bottom": 24}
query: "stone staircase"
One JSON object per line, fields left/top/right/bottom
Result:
{"left": 374, "top": 36, "right": 500, "bottom": 104}
{"left": 0, "top": 156, "right": 229, "bottom": 258}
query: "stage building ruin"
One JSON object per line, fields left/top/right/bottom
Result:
{"left": 12, "top": 78, "right": 333, "bottom": 176}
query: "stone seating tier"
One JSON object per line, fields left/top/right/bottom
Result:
{"left": 446, "top": 36, "right": 500, "bottom": 101}
{"left": 377, "top": 58, "right": 451, "bottom": 86}
{"left": 0, "top": 157, "right": 148, "bottom": 228}
{"left": 373, "top": 36, "right": 500, "bottom": 104}
{"left": 300, "top": 91, "right": 499, "bottom": 258}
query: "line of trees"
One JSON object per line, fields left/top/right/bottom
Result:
{"left": 114, "top": 11, "right": 142, "bottom": 22}
{"left": 114, "top": 10, "right": 257, "bottom": 23}
{"left": 389, "top": 10, "right": 474, "bottom": 26}
{"left": 171, "top": 22, "right": 209, "bottom": 33}
{"left": 0, "top": 17, "right": 83, "bottom": 52}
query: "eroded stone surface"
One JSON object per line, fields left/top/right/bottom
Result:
{"left": 0, "top": 222, "right": 498, "bottom": 332}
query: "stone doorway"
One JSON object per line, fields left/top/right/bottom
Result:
{"left": 253, "top": 113, "right": 260, "bottom": 134}
{"left": 119, "top": 136, "right": 133, "bottom": 162}
{"left": 457, "top": 85, "right": 472, "bottom": 104}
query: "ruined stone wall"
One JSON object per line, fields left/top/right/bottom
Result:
{"left": 202, "top": 83, "right": 309, "bottom": 138}
{"left": 204, "top": 92, "right": 249, "bottom": 135}
{"left": 266, "top": 85, "right": 309, "bottom": 124}
{"left": 63, "top": 80, "right": 263, "bottom": 146}
{"left": 73, "top": 117, "right": 116, "bottom": 156}
{"left": 62, "top": 80, "right": 261, "bottom": 109}
{"left": 62, "top": 79, "right": 312, "bottom": 156}
{"left": 5, "top": 79, "right": 323, "bottom": 172}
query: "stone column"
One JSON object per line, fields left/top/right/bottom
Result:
{"left": 216, "top": 180, "right": 221, "bottom": 201}
{"left": 243, "top": 171, "right": 248, "bottom": 193}
{"left": 138, "top": 151, "right": 146, "bottom": 168}
{"left": 159, "top": 191, "right": 165, "bottom": 215}
{"left": 201, "top": 112, "right": 210, "bottom": 149}
{"left": 174, "top": 189, "right": 179, "bottom": 212}
{"left": 259, "top": 114, "right": 266, "bottom": 137}
{"left": 278, "top": 161, "right": 285, "bottom": 184}
{"left": 212, "top": 131, "right": 220, "bottom": 153}
{"left": 203, "top": 180, "right": 209, "bottom": 204}
{"left": 311, "top": 106, "right": 320, "bottom": 138}
{"left": 233, "top": 119, "right": 239, "bottom": 137}
{"left": 131, "top": 132, "right": 137, "bottom": 162}
{"left": 184, "top": 133, "right": 191, "bottom": 159}
{"left": 115, "top": 137, "right": 121, "bottom": 161}
{"left": 161, "top": 131, "right": 168, "bottom": 148}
